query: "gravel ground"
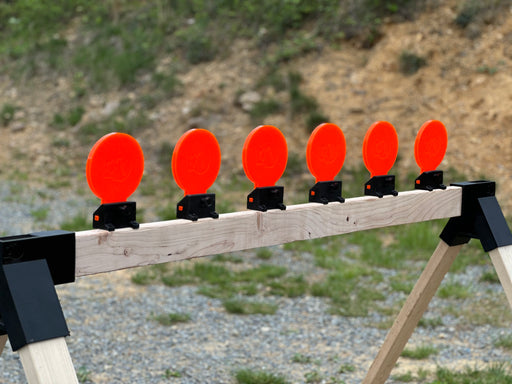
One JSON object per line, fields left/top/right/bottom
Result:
{"left": 1, "top": 186, "right": 512, "bottom": 384}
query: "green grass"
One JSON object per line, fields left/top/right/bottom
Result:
{"left": 494, "top": 334, "right": 512, "bottom": 350}
{"left": 418, "top": 316, "right": 444, "bottom": 329}
{"left": 163, "top": 369, "right": 182, "bottom": 378}
{"left": 292, "top": 353, "right": 312, "bottom": 364}
{"left": 339, "top": 364, "right": 356, "bottom": 374}
{"left": 430, "top": 364, "right": 512, "bottom": 383}
{"left": 31, "top": 207, "right": 49, "bottom": 221}
{"left": 77, "top": 365, "right": 92, "bottom": 383}
{"left": 60, "top": 212, "right": 91, "bottom": 231}
{"left": 151, "top": 312, "right": 191, "bottom": 326}
{"left": 223, "top": 299, "right": 278, "bottom": 315}
{"left": 401, "top": 345, "right": 439, "bottom": 360}
{"left": 304, "top": 370, "right": 323, "bottom": 383}
{"left": 235, "top": 368, "right": 289, "bottom": 384}
{"left": 1, "top": 103, "right": 18, "bottom": 126}
{"left": 256, "top": 248, "right": 273, "bottom": 260}
{"left": 437, "top": 282, "right": 471, "bottom": 300}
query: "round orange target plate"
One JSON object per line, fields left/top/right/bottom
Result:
{"left": 306, "top": 123, "right": 346, "bottom": 182}
{"left": 414, "top": 120, "right": 448, "bottom": 173}
{"left": 242, "top": 125, "right": 288, "bottom": 188}
{"left": 362, "top": 121, "right": 399, "bottom": 177}
{"left": 172, "top": 129, "right": 221, "bottom": 195}
{"left": 86, "top": 132, "right": 144, "bottom": 204}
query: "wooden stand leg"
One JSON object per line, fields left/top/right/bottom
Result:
{"left": 489, "top": 245, "right": 512, "bottom": 309}
{"left": 18, "top": 337, "right": 78, "bottom": 384}
{"left": 0, "top": 334, "right": 7, "bottom": 355}
{"left": 363, "top": 240, "right": 463, "bottom": 384}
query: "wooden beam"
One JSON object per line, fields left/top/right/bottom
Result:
{"left": 75, "top": 187, "right": 461, "bottom": 277}
{"left": 489, "top": 245, "right": 512, "bottom": 309}
{"left": 18, "top": 337, "right": 78, "bottom": 384}
{"left": 0, "top": 334, "right": 7, "bottom": 355}
{"left": 362, "top": 240, "right": 463, "bottom": 384}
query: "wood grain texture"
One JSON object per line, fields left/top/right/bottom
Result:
{"left": 75, "top": 187, "right": 461, "bottom": 277}
{"left": 18, "top": 337, "right": 78, "bottom": 384}
{"left": 489, "top": 245, "right": 512, "bottom": 309}
{"left": 0, "top": 334, "right": 7, "bottom": 356}
{"left": 363, "top": 240, "right": 463, "bottom": 384}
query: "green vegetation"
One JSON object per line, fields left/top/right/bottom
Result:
{"left": 31, "top": 207, "right": 49, "bottom": 221}
{"left": 338, "top": 364, "right": 356, "bottom": 374}
{"left": 223, "top": 299, "right": 278, "bottom": 315}
{"left": 163, "top": 369, "right": 182, "bottom": 378}
{"left": 494, "top": 334, "right": 512, "bottom": 350}
{"left": 151, "top": 312, "right": 191, "bottom": 326}
{"left": 235, "top": 369, "right": 289, "bottom": 384}
{"left": 401, "top": 345, "right": 439, "bottom": 360}
{"left": 437, "top": 282, "right": 471, "bottom": 300}
{"left": 399, "top": 50, "right": 427, "bottom": 75}
{"left": 430, "top": 364, "right": 512, "bottom": 383}
{"left": 77, "top": 365, "right": 92, "bottom": 383}
{"left": 304, "top": 370, "right": 323, "bottom": 383}
{"left": 1, "top": 103, "right": 18, "bottom": 126}
{"left": 292, "top": 353, "right": 312, "bottom": 364}
{"left": 60, "top": 212, "right": 90, "bottom": 231}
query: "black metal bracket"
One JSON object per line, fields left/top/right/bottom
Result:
{"left": 0, "top": 259, "right": 70, "bottom": 350}
{"left": 0, "top": 230, "right": 75, "bottom": 285}
{"left": 0, "top": 230, "right": 75, "bottom": 349}
{"left": 93, "top": 201, "right": 139, "bottom": 231}
{"left": 177, "top": 193, "right": 219, "bottom": 221}
{"left": 364, "top": 175, "right": 398, "bottom": 198}
{"left": 247, "top": 186, "right": 286, "bottom": 212}
{"left": 440, "top": 181, "right": 512, "bottom": 252}
{"left": 309, "top": 181, "right": 344, "bottom": 204}
{"left": 415, "top": 170, "right": 446, "bottom": 191}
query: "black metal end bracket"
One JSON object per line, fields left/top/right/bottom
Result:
{"left": 0, "top": 230, "right": 75, "bottom": 350}
{"left": 364, "top": 175, "right": 398, "bottom": 198}
{"left": 415, "top": 170, "right": 446, "bottom": 191}
{"left": 440, "top": 181, "right": 512, "bottom": 252}
{"left": 177, "top": 193, "right": 219, "bottom": 221}
{"left": 93, "top": 201, "right": 139, "bottom": 231}
{"left": 309, "top": 181, "right": 345, "bottom": 204}
{"left": 247, "top": 186, "right": 286, "bottom": 212}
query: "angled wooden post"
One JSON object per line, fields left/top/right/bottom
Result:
{"left": 489, "top": 245, "right": 512, "bottom": 309}
{"left": 18, "top": 337, "right": 78, "bottom": 384}
{"left": 362, "top": 241, "right": 463, "bottom": 384}
{"left": 0, "top": 334, "right": 7, "bottom": 355}
{"left": 364, "top": 181, "right": 512, "bottom": 384}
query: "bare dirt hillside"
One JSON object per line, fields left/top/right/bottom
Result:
{"left": 1, "top": 1, "right": 511, "bottom": 216}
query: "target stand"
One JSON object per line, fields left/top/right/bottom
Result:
{"left": 1, "top": 121, "right": 512, "bottom": 384}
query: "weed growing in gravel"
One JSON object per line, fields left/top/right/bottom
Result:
{"left": 292, "top": 353, "right": 312, "bottom": 364}
{"left": 31, "top": 207, "right": 49, "bottom": 221}
{"left": 480, "top": 269, "right": 500, "bottom": 284}
{"left": 338, "top": 364, "right": 356, "bottom": 374}
{"left": 235, "top": 369, "right": 289, "bottom": 384}
{"left": 418, "top": 316, "right": 444, "bottom": 329}
{"left": 77, "top": 365, "right": 92, "bottom": 383}
{"left": 60, "top": 212, "right": 91, "bottom": 231}
{"left": 431, "top": 363, "right": 512, "bottom": 383}
{"left": 163, "top": 369, "right": 182, "bottom": 378}
{"left": 131, "top": 264, "right": 168, "bottom": 285}
{"left": 223, "top": 299, "right": 277, "bottom": 315}
{"left": 151, "top": 312, "right": 191, "bottom": 326}
{"left": 437, "top": 282, "right": 471, "bottom": 300}
{"left": 256, "top": 248, "right": 273, "bottom": 260}
{"left": 494, "top": 334, "right": 512, "bottom": 350}
{"left": 401, "top": 344, "right": 438, "bottom": 360}
{"left": 392, "top": 372, "right": 414, "bottom": 382}
{"left": 304, "top": 370, "right": 323, "bottom": 383}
